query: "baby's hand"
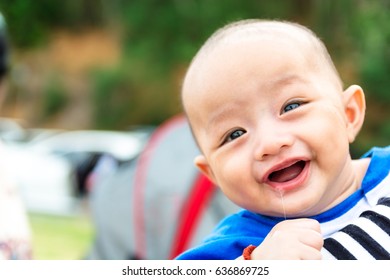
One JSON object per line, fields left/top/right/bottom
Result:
{"left": 250, "top": 218, "right": 323, "bottom": 260}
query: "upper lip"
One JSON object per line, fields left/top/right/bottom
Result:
{"left": 262, "top": 157, "right": 309, "bottom": 183}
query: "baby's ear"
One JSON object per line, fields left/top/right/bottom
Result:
{"left": 343, "top": 85, "right": 366, "bottom": 143}
{"left": 194, "top": 155, "right": 217, "bottom": 185}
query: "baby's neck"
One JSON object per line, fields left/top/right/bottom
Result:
{"left": 351, "top": 157, "right": 371, "bottom": 190}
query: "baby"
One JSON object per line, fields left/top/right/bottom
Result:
{"left": 176, "top": 19, "right": 390, "bottom": 260}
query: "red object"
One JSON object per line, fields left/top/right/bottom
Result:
{"left": 169, "top": 173, "right": 215, "bottom": 259}
{"left": 243, "top": 245, "right": 257, "bottom": 260}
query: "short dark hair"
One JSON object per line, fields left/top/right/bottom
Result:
{"left": 0, "top": 12, "right": 8, "bottom": 79}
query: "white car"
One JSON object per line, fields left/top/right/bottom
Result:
{"left": 3, "top": 128, "right": 152, "bottom": 215}
{"left": 27, "top": 129, "right": 149, "bottom": 161}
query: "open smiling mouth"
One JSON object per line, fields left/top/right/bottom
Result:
{"left": 268, "top": 160, "right": 308, "bottom": 185}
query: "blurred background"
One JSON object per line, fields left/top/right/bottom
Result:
{"left": 0, "top": 0, "right": 389, "bottom": 259}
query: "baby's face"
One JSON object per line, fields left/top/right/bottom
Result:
{"left": 183, "top": 36, "right": 359, "bottom": 217}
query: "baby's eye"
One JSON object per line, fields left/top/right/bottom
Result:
{"left": 281, "top": 101, "right": 302, "bottom": 114}
{"left": 223, "top": 129, "right": 246, "bottom": 144}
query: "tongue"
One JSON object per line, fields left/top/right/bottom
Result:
{"left": 269, "top": 161, "right": 305, "bottom": 183}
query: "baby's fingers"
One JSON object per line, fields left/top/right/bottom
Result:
{"left": 298, "top": 227, "right": 324, "bottom": 251}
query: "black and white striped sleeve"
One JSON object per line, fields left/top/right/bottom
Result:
{"left": 322, "top": 197, "right": 390, "bottom": 260}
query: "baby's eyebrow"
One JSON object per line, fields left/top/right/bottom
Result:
{"left": 269, "top": 74, "right": 306, "bottom": 89}
{"left": 205, "top": 102, "right": 244, "bottom": 132}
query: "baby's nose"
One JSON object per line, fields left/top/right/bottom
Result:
{"left": 254, "top": 129, "right": 294, "bottom": 160}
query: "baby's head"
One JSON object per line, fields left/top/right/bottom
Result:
{"left": 182, "top": 19, "right": 366, "bottom": 218}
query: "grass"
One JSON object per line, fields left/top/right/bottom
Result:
{"left": 28, "top": 212, "right": 94, "bottom": 260}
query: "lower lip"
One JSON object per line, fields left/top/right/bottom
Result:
{"left": 266, "top": 161, "right": 310, "bottom": 193}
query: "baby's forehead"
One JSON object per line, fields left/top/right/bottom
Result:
{"left": 189, "top": 25, "right": 321, "bottom": 85}
{"left": 184, "top": 24, "right": 313, "bottom": 102}
{"left": 186, "top": 21, "right": 341, "bottom": 95}
{"left": 186, "top": 27, "right": 319, "bottom": 90}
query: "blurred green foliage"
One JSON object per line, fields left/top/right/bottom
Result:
{"left": 91, "top": 67, "right": 136, "bottom": 129}
{"left": 0, "top": 0, "right": 104, "bottom": 47}
{"left": 0, "top": 0, "right": 389, "bottom": 154}
{"left": 41, "top": 74, "right": 68, "bottom": 119}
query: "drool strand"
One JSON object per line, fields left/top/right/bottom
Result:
{"left": 277, "top": 189, "right": 287, "bottom": 220}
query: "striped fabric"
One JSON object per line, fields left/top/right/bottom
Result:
{"left": 322, "top": 197, "right": 390, "bottom": 260}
